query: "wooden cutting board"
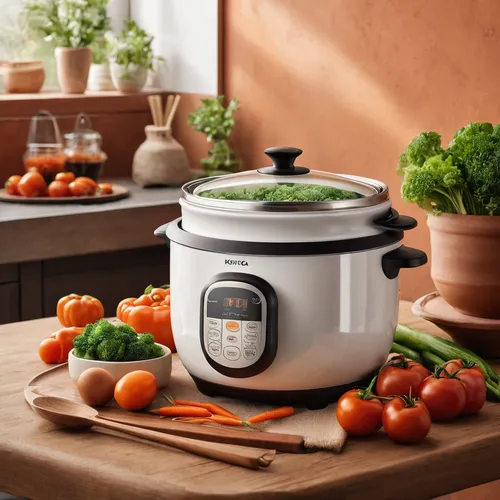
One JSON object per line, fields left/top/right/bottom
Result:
{"left": 0, "top": 183, "right": 129, "bottom": 204}
{"left": 24, "top": 363, "right": 305, "bottom": 453}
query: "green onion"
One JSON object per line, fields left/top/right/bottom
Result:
{"left": 390, "top": 342, "right": 421, "bottom": 362}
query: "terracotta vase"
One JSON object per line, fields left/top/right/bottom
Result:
{"left": 427, "top": 214, "right": 500, "bottom": 319}
{"left": 132, "top": 126, "right": 191, "bottom": 187}
{"left": 55, "top": 47, "right": 92, "bottom": 94}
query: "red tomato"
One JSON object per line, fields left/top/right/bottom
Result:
{"left": 382, "top": 396, "right": 431, "bottom": 444}
{"left": 17, "top": 172, "right": 47, "bottom": 197}
{"left": 444, "top": 360, "right": 486, "bottom": 415}
{"left": 114, "top": 370, "right": 157, "bottom": 411}
{"left": 5, "top": 175, "right": 22, "bottom": 195}
{"left": 336, "top": 387, "right": 383, "bottom": 436}
{"left": 69, "top": 179, "right": 96, "bottom": 197}
{"left": 76, "top": 176, "right": 98, "bottom": 190}
{"left": 38, "top": 338, "right": 62, "bottom": 364}
{"left": 376, "top": 356, "right": 430, "bottom": 398}
{"left": 55, "top": 172, "right": 76, "bottom": 184}
{"left": 419, "top": 374, "right": 466, "bottom": 421}
{"left": 48, "top": 180, "right": 71, "bottom": 198}
{"left": 98, "top": 183, "right": 113, "bottom": 195}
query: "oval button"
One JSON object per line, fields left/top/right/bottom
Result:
{"left": 244, "top": 332, "right": 258, "bottom": 343}
{"left": 244, "top": 348, "right": 257, "bottom": 360}
{"left": 223, "top": 346, "right": 241, "bottom": 360}
{"left": 208, "top": 342, "right": 221, "bottom": 357}
{"left": 208, "top": 330, "right": 221, "bottom": 340}
{"left": 245, "top": 322, "right": 259, "bottom": 332}
{"left": 226, "top": 335, "right": 238, "bottom": 344}
{"left": 226, "top": 321, "right": 240, "bottom": 332}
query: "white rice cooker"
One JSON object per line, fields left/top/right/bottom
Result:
{"left": 155, "top": 147, "right": 427, "bottom": 409}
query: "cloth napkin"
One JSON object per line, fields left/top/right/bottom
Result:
{"left": 167, "top": 355, "right": 347, "bottom": 452}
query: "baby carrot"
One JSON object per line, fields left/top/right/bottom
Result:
{"left": 172, "top": 415, "right": 244, "bottom": 426}
{"left": 172, "top": 398, "right": 240, "bottom": 420}
{"left": 149, "top": 406, "right": 212, "bottom": 418}
{"left": 246, "top": 406, "right": 295, "bottom": 424}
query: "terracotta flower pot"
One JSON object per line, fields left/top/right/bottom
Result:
{"left": 428, "top": 214, "right": 500, "bottom": 319}
{"left": 55, "top": 47, "right": 92, "bottom": 94}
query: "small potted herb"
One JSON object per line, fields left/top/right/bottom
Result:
{"left": 23, "top": 0, "right": 109, "bottom": 94}
{"left": 188, "top": 96, "right": 241, "bottom": 176}
{"left": 106, "top": 20, "right": 161, "bottom": 93}
{"left": 398, "top": 122, "right": 500, "bottom": 319}
{"left": 88, "top": 31, "right": 114, "bottom": 91}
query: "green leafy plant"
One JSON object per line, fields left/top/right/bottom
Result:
{"left": 188, "top": 96, "right": 241, "bottom": 175}
{"left": 399, "top": 122, "right": 500, "bottom": 215}
{"left": 105, "top": 20, "right": 161, "bottom": 76}
{"left": 23, "top": 0, "right": 109, "bottom": 48}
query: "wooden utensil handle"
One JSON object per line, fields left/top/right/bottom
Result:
{"left": 93, "top": 417, "right": 275, "bottom": 469}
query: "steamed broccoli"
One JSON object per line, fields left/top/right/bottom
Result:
{"left": 72, "top": 320, "right": 163, "bottom": 362}
{"left": 397, "top": 131, "right": 444, "bottom": 177}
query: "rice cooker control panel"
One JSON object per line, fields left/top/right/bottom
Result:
{"left": 201, "top": 274, "right": 278, "bottom": 378}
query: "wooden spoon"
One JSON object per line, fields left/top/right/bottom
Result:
{"left": 32, "top": 396, "right": 275, "bottom": 470}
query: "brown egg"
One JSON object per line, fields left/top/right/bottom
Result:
{"left": 76, "top": 367, "right": 116, "bottom": 406}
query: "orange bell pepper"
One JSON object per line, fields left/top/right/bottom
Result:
{"left": 39, "top": 326, "right": 84, "bottom": 364}
{"left": 57, "top": 294, "right": 105, "bottom": 327}
{"left": 116, "top": 286, "right": 175, "bottom": 352}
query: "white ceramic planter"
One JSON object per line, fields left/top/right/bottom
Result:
{"left": 110, "top": 62, "right": 148, "bottom": 93}
{"left": 88, "top": 63, "right": 115, "bottom": 91}
{"left": 68, "top": 344, "right": 172, "bottom": 388}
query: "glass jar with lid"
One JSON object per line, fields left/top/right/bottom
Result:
{"left": 24, "top": 110, "right": 65, "bottom": 183}
{"left": 64, "top": 113, "right": 107, "bottom": 182}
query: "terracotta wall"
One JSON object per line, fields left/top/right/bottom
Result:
{"left": 223, "top": 0, "right": 500, "bottom": 301}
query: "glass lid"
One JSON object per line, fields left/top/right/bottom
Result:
{"left": 64, "top": 113, "right": 102, "bottom": 143}
{"left": 182, "top": 147, "right": 389, "bottom": 212}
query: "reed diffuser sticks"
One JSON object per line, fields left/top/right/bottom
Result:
{"left": 147, "top": 94, "right": 182, "bottom": 129}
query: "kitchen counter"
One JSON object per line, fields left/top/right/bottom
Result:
{"left": 0, "top": 301, "right": 499, "bottom": 500}
{"left": 0, "top": 179, "right": 181, "bottom": 264}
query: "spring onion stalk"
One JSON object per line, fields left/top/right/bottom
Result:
{"left": 390, "top": 342, "right": 421, "bottom": 362}
{"left": 421, "top": 351, "right": 446, "bottom": 373}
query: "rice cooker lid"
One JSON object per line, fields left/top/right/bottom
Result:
{"left": 182, "top": 147, "right": 389, "bottom": 212}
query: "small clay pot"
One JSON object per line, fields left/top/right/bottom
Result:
{"left": 428, "top": 213, "right": 500, "bottom": 319}
{"left": 1, "top": 61, "right": 45, "bottom": 93}
{"left": 55, "top": 47, "right": 92, "bottom": 94}
{"left": 132, "top": 126, "right": 191, "bottom": 187}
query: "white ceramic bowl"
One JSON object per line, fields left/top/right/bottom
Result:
{"left": 68, "top": 343, "right": 172, "bottom": 388}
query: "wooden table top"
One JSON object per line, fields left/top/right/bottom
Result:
{"left": 1, "top": 302, "right": 499, "bottom": 500}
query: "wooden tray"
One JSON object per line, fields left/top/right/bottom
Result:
{"left": 0, "top": 183, "right": 129, "bottom": 204}
{"left": 412, "top": 291, "right": 500, "bottom": 358}
{"left": 25, "top": 363, "right": 306, "bottom": 453}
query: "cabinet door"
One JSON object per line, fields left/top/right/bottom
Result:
{"left": 0, "top": 283, "right": 20, "bottom": 324}
{"left": 42, "top": 246, "right": 170, "bottom": 318}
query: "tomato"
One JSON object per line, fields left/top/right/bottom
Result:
{"left": 444, "top": 360, "right": 486, "bottom": 415}
{"left": 76, "top": 177, "right": 98, "bottom": 190}
{"left": 55, "top": 172, "right": 76, "bottom": 184}
{"left": 98, "top": 183, "right": 113, "bottom": 195}
{"left": 419, "top": 374, "right": 466, "bottom": 421}
{"left": 376, "top": 355, "right": 430, "bottom": 398}
{"left": 114, "top": 370, "right": 157, "bottom": 411}
{"left": 382, "top": 396, "right": 431, "bottom": 444}
{"left": 69, "top": 179, "right": 96, "bottom": 197}
{"left": 48, "top": 180, "right": 71, "bottom": 198}
{"left": 38, "top": 337, "right": 62, "bottom": 364}
{"left": 5, "top": 175, "right": 22, "bottom": 196}
{"left": 54, "top": 327, "right": 84, "bottom": 362}
{"left": 17, "top": 172, "right": 47, "bottom": 197}
{"left": 336, "top": 378, "right": 383, "bottom": 436}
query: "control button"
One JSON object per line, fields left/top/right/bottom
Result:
{"left": 244, "top": 332, "right": 259, "bottom": 343}
{"left": 208, "top": 342, "right": 222, "bottom": 357}
{"left": 244, "top": 343, "right": 258, "bottom": 350}
{"left": 245, "top": 322, "right": 259, "bottom": 332}
{"left": 226, "top": 335, "right": 238, "bottom": 344}
{"left": 207, "top": 318, "right": 221, "bottom": 329}
{"left": 226, "top": 321, "right": 240, "bottom": 332}
{"left": 208, "top": 329, "right": 221, "bottom": 341}
{"left": 223, "top": 346, "right": 241, "bottom": 360}
{"left": 244, "top": 348, "right": 258, "bottom": 360}
{"left": 252, "top": 297, "right": 262, "bottom": 305}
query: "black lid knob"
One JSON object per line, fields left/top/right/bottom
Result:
{"left": 258, "top": 146, "right": 310, "bottom": 175}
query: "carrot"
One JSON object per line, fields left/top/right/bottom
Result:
{"left": 164, "top": 394, "right": 240, "bottom": 420}
{"left": 246, "top": 406, "right": 295, "bottom": 424}
{"left": 172, "top": 415, "right": 244, "bottom": 427}
{"left": 149, "top": 406, "right": 212, "bottom": 418}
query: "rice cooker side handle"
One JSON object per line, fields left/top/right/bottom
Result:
{"left": 154, "top": 223, "right": 171, "bottom": 247}
{"left": 382, "top": 246, "right": 428, "bottom": 279}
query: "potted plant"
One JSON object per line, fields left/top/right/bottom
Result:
{"left": 398, "top": 122, "right": 500, "bottom": 319}
{"left": 23, "top": 0, "right": 109, "bottom": 94}
{"left": 106, "top": 20, "right": 161, "bottom": 93}
{"left": 88, "top": 29, "right": 114, "bottom": 91}
{"left": 188, "top": 96, "right": 241, "bottom": 176}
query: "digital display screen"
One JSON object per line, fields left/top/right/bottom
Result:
{"left": 223, "top": 297, "right": 248, "bottom": 308}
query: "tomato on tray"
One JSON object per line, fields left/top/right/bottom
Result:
{"left": 99, "top": 183, "right": 113, "bottom": 195}
{"left": 69, "top": 178, "right": 97, "bottom": 197}
{"left": 5, "top": 175, "right": 22, "bottom": 196}
{"left": 382, "top": 395, "right": 431, "bottom": 444}
{"left": 376, "top": 354, "right": 430, "bottom": 398}
{"left": 55, "top": 172, "right": 76, "bottom": 184}
{"left": 48, "top": 180, "right": 71, "bottom": 198}
{"left": 336, "top": 375, "right": 383, "bottom": 436}
{"left": 444, "top": 360, "right": 487, "bottom": 415}
{"left": 17, "top": 171, "right": 47, "bottom": 198}
{"left": 39, "top": 326, "right": 84, "bottom": 364}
